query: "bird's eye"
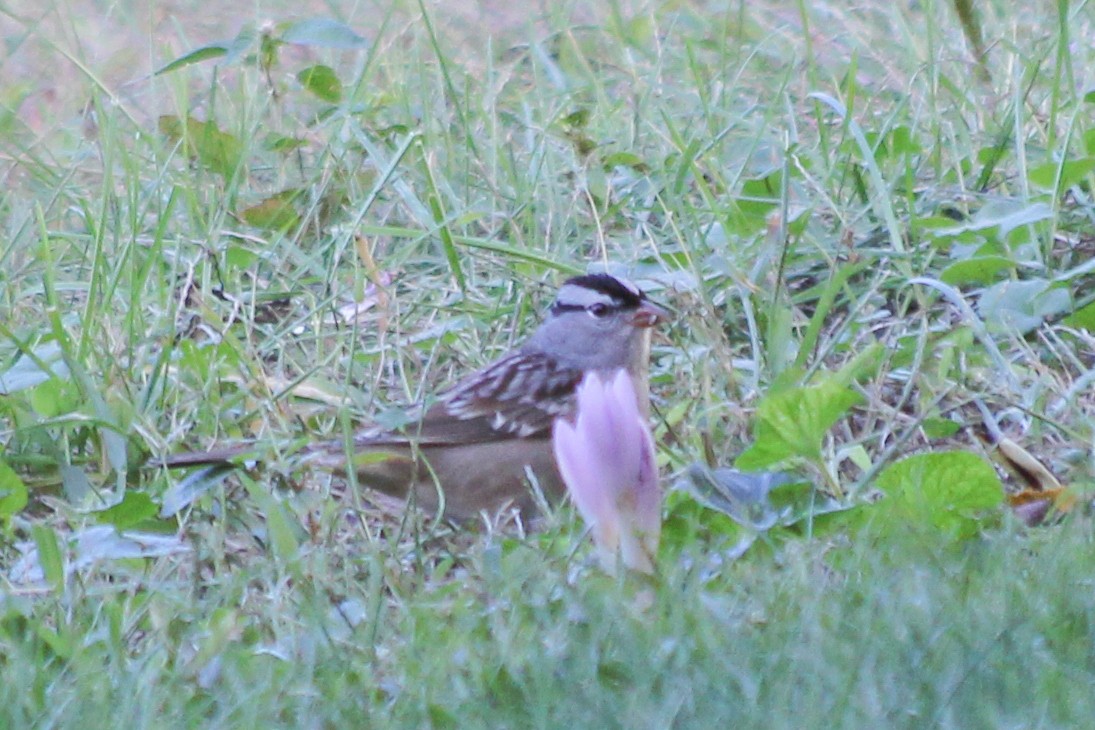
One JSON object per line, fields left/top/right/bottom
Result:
{"left": 588, "top": 302, "right": 611, "bottom": 318}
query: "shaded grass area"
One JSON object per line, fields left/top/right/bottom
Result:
{"left": 1, "top": 0, "right": 1094, "bottom": 726}
{"left": 3, "top": 519, "right": 1094, "bottom": 727}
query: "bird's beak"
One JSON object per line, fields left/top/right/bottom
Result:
{"left": 630, "top": 300, "right": 670, "bottom": 328}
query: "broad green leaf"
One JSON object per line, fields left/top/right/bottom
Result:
{"left": 766, "top": 478, "right": 857, "bottom": 530}
{"left": 562, "top": 108, "right": 590, "bottom": 128}
{"left": 1063, "top": 300, "right": 1095, "bottom": 331}
{"left": 1028, "top": 157, "right": 1095, "bottom": 190}
{"left": 281, "top": 18, "right": 368, "bottom": 49}
{"left": 978, "top": 279, "right": 1072, "bottom": 334}
{"left": 264, "top": 134, "right": 307, "bottom": 153}
{"left": 601, "top": 151, "right": 649, "bottom": 171}
{"left": 889, "top": 125, "right": 921, "bottom": 155}
{"left": 221, "top": 26, "right": 260, "bottom": 65}
{"left": 921, "top": 417, "right": 961, "bottom": 439}
{"left": 71, "top": 526, "right": 188, "bottom": 567}
{"left": 159, "top": 115, "right": 244, "bottom": 180}
{"left": 874, "top": 451, "right": 1002, "bottom": 536}
{"left": 27, "top": 376, "right": 80, "bottom": 417}
{"left": 932, "top": 200, "right": 1052, "bottom": 239}
{"left": 0, "top": 341, "right": 69, "bottom": 395}
{"left": 0, "top": 82, "right": 31, "bottom": 136}
{"left": 679, "top": 463, "right": 793, "bottom": 530}
{"left": 240, "top": 190, "right": 302, "bottom": 231}
{"left": 0, "top": 459, "right": 28, "bottom": 517}
{"left": 975, "top": 201, "right": 1053, "bottom": 238}
{"left": 98, "top": 491, "right": 159, "bottom": 530}
{"left": 59, "top": 464, "right": 91, "bottom": 503}
{"left": 728, "top": 169, "right": 781, "bottom": 234}
{"left": 940, "top": 255, "right": 1014, "bottom": 285}
{"left": 844, "top": 443, "right": 872, "bottom": 472}
{"left": 661, "top": 491, "right": 745, "bottom": 551}
{"left": 224, "top": 243, "right": 259, "bottom": 270}
{"left": 736, "top": 381, "right": 863, "bottom": 470}
{"left": 428, "top": 704, "right": 460, "bottom": 729}
{"left": 916, "top": 214, "right": 973, "bottom": 237}
{"left": 297, "top": 64, "right": 342, "bottom": 103}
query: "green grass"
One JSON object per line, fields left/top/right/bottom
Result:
{"left": 1, "top": 0, "right": 1094, "bottom": 726}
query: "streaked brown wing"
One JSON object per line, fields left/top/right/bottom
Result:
{"left": 356, "top": 351, "right": 582, "bottom": 446}
{"left": 162, "top": 353, "right": 582, "bottom": 468}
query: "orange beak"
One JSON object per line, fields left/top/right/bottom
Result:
{"left": 630, "top": 300, "right": 670, "bottom": 328}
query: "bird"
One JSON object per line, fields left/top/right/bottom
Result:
{"left": 158, "top": 273, "right": 669, "bottom": 520}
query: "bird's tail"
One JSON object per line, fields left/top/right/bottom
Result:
{"left": 152, "top": 436, "right": 359, "bottom": 471}
{"left": 151, "top": 444, "right": 263, "bottom": 469}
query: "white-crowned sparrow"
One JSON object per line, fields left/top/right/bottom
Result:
{"left": 161, "top": 273, "right": 668, "bottom": 520}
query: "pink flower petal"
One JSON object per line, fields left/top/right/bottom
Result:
{"left": 553, "top": 414, "right": 613, "bottom": 531}
{"left": 552, "top": 369, "right": 662, "bottom": 573}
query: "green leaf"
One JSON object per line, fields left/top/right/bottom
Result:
{"left": 224, "top": 243, "right": 259, "bottom": 270}
{"left": 240, "top": 190, "right": 302, "bottom": 231}
{"left": 97, "top": 492, "right": 159, "bottom": 530}
{"left": 679, "top": 463, "right": 793, "bottom": 530}
{"left": 736, "top": 381, "right": 863, "bottom": 470}
{"left": 69, "top": 526, "right": 188, "bottom": 565}
{"left": 1063, "top": 300, "right": 1095, "bottom": 331}
{"left": 940, "top": 255, "right": 1014, "bottom": 286}
{"left": 889, "top": 125, "right": 921, "bottom": 155}
{"left": 921, "top": 417, "right": 961, "bottom": 439}
{"left": 728, "top": 170, "right": 781, "bottom": 234}
{"left": 153, "top": 27, "right": 257, "bottom": 75}
{"left": 242, "top": 473, "right": 300, "bottom": 563}
{"left": 259, "top": 27, "right": 282, "bottom": 70}
{"left": 978, "top": 279, "right": 1072, "bottom": 334}
{"left": 97, "top": 425, "right": 129, "bottom": 486}
{"left": 1028, "top": 157, "right": 1095, "bottom": 190}
{"left": 27, "top": 376, "right": 80, "bottom": 417}
{"left": 661, "top": 491, "right": 745, "bottom": 553}
{"left": 427, "top": 704, "right": 459, "bottom": 730}
{"left": 562, "top": 108, "right": 590, "bottom": 128}
{"left": 158, "top": 115, "right": 244, "bottom": 180}
{"left": 297, "top": 64, "right": 342, "bottom": 103}
{"left": 0, "top": 459, "right": 28, "bottom": 517}
{"left": 832, "top": 342, "right": 885, "bottom": 386}
{"left": 281, "top": 18, "right": 368, "bottom": 49}
{"left": 60, "top": 465, "right": 91, "bottom": 503}
{"left": 264, "top": 134, "right": 307, "bottom": 153}
{"left": 601, "top": 151, "right": 649, "bottom": 171}
{"left": 35, "top": 623, "right": 74, "bottom": 659}
{"left": 932, "top": 200, "right": 1053, "bottom": 239}
{"left": 223, "top": 26, "right": 261, "bottom": 65}
{"left": 0, "top": 341, "right": 69, "bottom": 395}
{"left": 153, "top": 44, "right": 229, "bottom": 76}
{"left": 31, "top": 525, "right": 65, "bottom": 591}
{"left": 874, "top": 451, "right": 1002, "bottom": 536}
{"left": 795, "top": 261, "right": 871, "bottom": 372}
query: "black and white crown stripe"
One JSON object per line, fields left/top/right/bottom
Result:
{"left": 550, "top": 273, "right": 645, "bottom": 314}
